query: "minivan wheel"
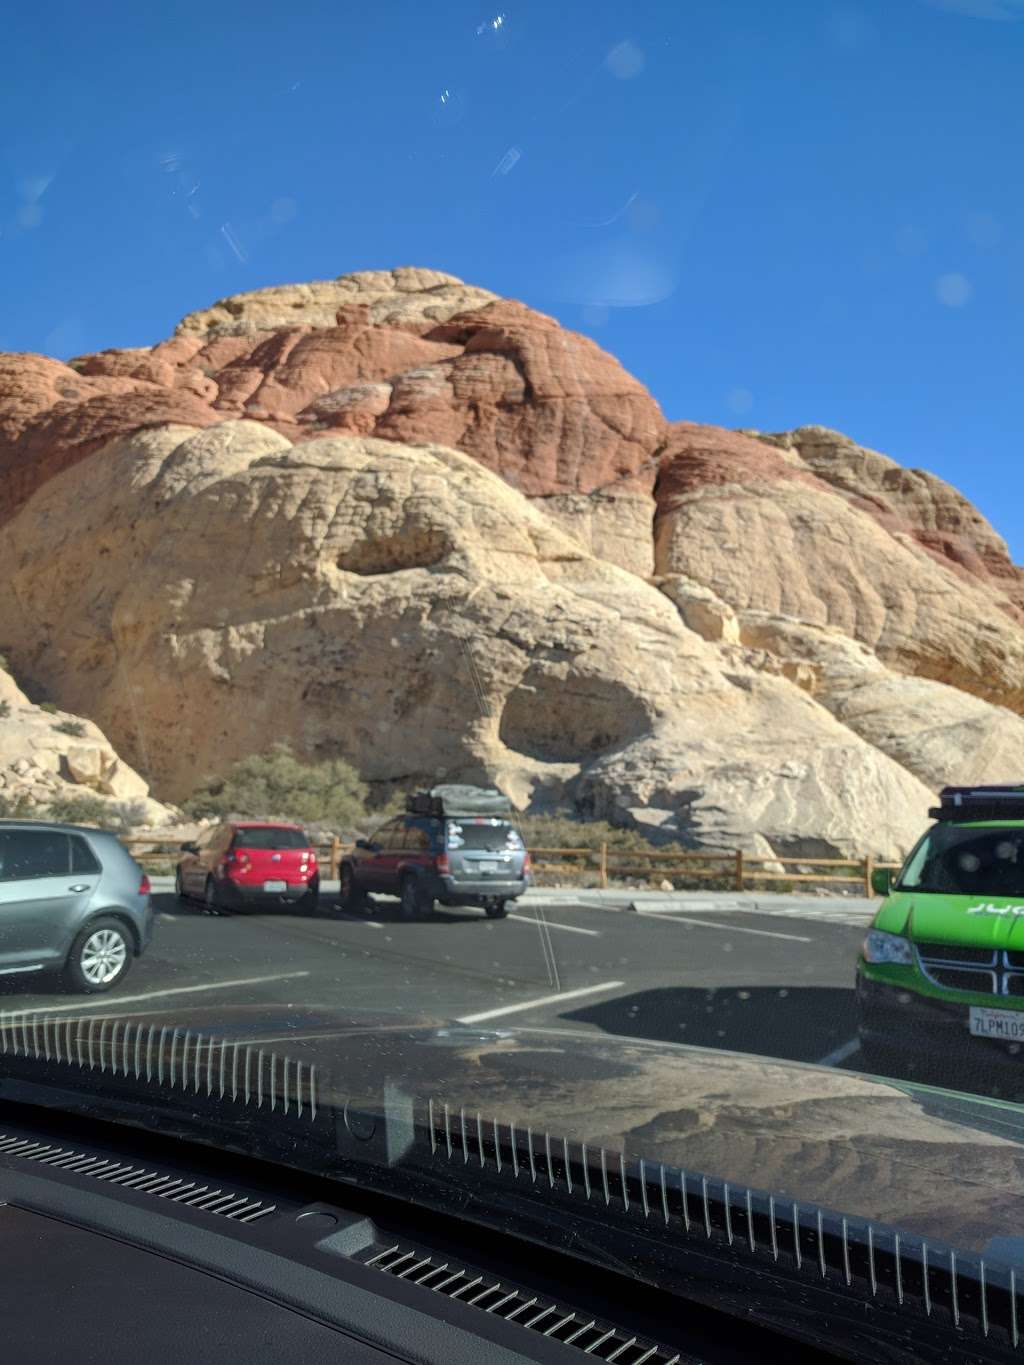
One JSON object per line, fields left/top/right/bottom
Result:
{"left": 400, "top": 874, "right": 432, "bottom": 920}
{"left": 485, "top": 899, "right": 508, "bottom": 919}
{"left": 65, "top": 917, "right": 132, "bottom": 994}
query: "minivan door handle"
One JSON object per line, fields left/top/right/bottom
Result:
{"left": 68, "top": 884, "right": 90, "bottom": 893}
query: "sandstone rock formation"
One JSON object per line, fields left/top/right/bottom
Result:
{"left": 0, "top": 267, "right": 1020, "bottom": 858}
{"left": 0, "top": 422, "right": 935, "bottom": 855}
{"left": 0, "top": 665, "right": 172, "bottom": 825}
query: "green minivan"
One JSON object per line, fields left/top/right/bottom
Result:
{"left": 857, "top": 785, "right": 1024, "bottom": 1075}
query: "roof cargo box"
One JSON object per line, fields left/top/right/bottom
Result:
{"left": 405, "top": 785, "right": 513, "bottom": 818}
{"left": 929, "top": 784, "right": 1024, "bottom": 823}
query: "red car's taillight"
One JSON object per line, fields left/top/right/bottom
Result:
{"left": 138, "top": 874, "right": 151, "bottom": 896}
{"left": 522, "top": 852, "right": 532, "bottom": 876}
{"left": 435, "top": 852, "right": 450, "bottom": 875}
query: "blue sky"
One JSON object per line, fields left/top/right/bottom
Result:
{"left": 3, "top": 0, "right": 1022, "bottom": 553}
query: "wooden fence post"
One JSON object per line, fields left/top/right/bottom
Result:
{"left": 734, "top": 848, "right": 744, "bottom": 892}
{"left": 598, "top": 841, "right": 608, "bottom": 890}
{"left": 863, "top": 853, "right": 874, "bottom": 898}
{"left": 329, "top": 836, "right": 341, "bottom": 880}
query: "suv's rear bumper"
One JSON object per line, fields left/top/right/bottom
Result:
{"left": 437, "top": 876, "right": 527, "bottom": 905}
{"left": 856, "top": 970, "right": 1024, "bottom": 1072}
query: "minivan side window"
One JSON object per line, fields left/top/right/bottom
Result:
{"left": 70, "top": 836, "right": 101, "bottom": 874}
{"left": 0, "top": 830, "right": 70, "bottom": 881}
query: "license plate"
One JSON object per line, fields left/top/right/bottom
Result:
{"left": 263, "top": 879, "right": 287, "bottom": 893}
{"left": 478, "top": 861, "right": 499, "bottom": 874}
{"left": 969, "top": 1006, "right": 1024, "bottom": 1041}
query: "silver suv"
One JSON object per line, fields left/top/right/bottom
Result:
{"left": 0, "top": 822, "right": 153, "bottom": 993}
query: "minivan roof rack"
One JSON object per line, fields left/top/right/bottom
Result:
{"left": 929, "top": 784, "right": 1024, "bottom": 822}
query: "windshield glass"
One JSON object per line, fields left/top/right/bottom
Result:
{"left": 899, "top": 825, "right": 1024, "bottom": 897}
{"left": 231, "top": 827, "right": 310, "bottom": 850}
{"left": 3, "top": 0, "right": 1024, "bottom": 1335}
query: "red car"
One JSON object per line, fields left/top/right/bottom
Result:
{"left": 175, "top": 821, "right": 320, "bottom": 914}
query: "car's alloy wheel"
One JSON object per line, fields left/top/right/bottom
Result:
{"left": 65, "top": 916, "right": 132, "bottom": 994}
{"left": 80, "top": 928, "right": 128, "bottom": 985}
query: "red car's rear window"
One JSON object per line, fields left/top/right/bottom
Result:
{"left": 231, "top": 828, "right": 310, "bottom": 850}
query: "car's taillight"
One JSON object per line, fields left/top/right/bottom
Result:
{"left": 436, "top": 853, "right": 450, "bottom": 875}
{"left": 523, "top": 852, "right": 532, "bottom": 876}
{"left": 138, "top": 874, "right": 151, "bottom": 896}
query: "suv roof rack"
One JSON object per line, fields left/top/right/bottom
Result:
{"left": 929, "top": 784, "right": 1024, "bottom": 822}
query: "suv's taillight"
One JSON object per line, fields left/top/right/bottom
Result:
{"left": 138, "top": 874, "right": 151, "bottom": 896}
{"left": 435, "top": 852, "right": 450, "bottom": 875}
{"left": 523, "top": 852, "right": 532, "bottom": 876}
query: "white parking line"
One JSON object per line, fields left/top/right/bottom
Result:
{"left": 639, "top": 913, "right": 812, "bottom": 943}
{"left": 817, "top": 1037, "right": 861, "bottom": 1067}
{"left": 457, "top": 980, "right": 625, "bottom": 1025}
{"left": 508, "top": 913, "right": 600, "bottom": 937}
{"left": 6, "top": 971, "right": 312, "bottom": 1015}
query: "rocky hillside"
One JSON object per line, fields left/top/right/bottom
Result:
{"left": 2, "top": 266, "right": 1022, "bottom": 858}
{"left": 0, "top": 665, "right": 172, "bottom": 826}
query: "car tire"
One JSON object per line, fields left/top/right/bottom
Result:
{"left": 401, "top": 874, "right": 433, "bottom": 920}
{"left": 204, "top": 877, "right": 228, "bottom": 916}
{"left": 64, "top": 917, "right": 133, "bottom": 994}
{"left": 485, "top": 899, "right": 508, "bottom": 919}
{"left": 339, "top": 865, "right": 369, "bottom": 915}
{"left": 174, "top": 867, "right": 189, "bottom": 902}
{"left": 297, "top": 876, "right": 320, "bottom": 915}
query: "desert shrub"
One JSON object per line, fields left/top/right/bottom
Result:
{"left": 44, "top": 793, "right": 121, "bottom": 829}
{"left": 54, "top": 719, "right": 87, "bottom": 738}
{"left": 182, "top": 743, "right": 368, "bottom": 830}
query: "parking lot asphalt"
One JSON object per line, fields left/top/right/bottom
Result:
{"left": 0, "top": 889, "right": 870, "bottom": 1073}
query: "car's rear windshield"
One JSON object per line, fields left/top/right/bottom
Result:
{"left": 231, "top": 827, "right": 310, "bottom": 850}
{"left": 445, "top": 819, "right": 523, "bottom": 852}
{"left": 898, "top": 824, "right": 1024, "bottom": 897}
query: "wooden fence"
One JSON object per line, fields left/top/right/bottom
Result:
{"left": 121, "top": 836, "right": 900, "bottom": 897}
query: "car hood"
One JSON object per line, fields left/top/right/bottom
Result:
{"left": 102, "top": 999, "right": 1024, "bottom": 1262}
{"left": 877, "top": 889, "right": 1024, "bottom": 949}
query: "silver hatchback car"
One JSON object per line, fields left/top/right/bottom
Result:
{"left": 0, "top": 822, "right": 153, "bottom": 993}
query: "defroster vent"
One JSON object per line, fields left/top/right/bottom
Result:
{"left": 359, "top": 1243, "right": 684, "bottom": 1363}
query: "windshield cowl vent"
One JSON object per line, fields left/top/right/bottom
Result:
{"left": 0, "top": 1012, "right": 319, "bottom": 1123}
{"left": 423, "top": 1097, "right": 1020, "bottom": 1349}
{"left": 358, "top": 1242, "right": 682, "bottom": 1363}
{"left": 0, "top": 1132, "right": 277, "bottom": 1221}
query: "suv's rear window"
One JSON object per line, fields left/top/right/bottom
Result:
{"left": 231, "top": 827, "right": 310, "bottom": 850}
{"left": 445, "top": 819, "right": 523, "bottom": 852}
